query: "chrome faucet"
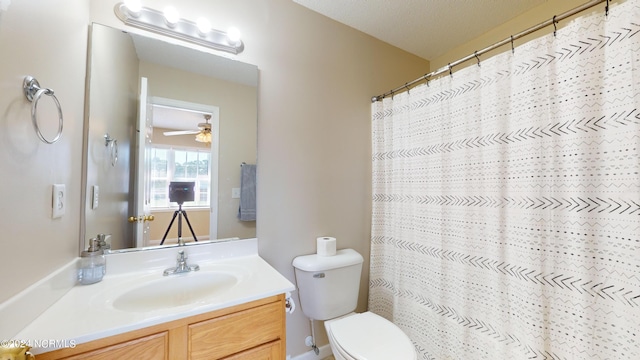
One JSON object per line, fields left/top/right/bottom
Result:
{"left": 163, "top": 250, "right": 200, "bottom": 276}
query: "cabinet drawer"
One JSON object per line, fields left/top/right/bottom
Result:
{"left": 61, "top": 332, "right": 168, "bottom": 360}
{"left": 189, "top": 301, "right": 283, "bottom": 360}
{"left": 222, "top": 340, "right": 282, "bottom": 360}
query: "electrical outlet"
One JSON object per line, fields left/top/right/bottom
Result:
{"left": 52, "top": 184, "right": 65, "bottom": 218}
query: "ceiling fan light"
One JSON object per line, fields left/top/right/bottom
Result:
{"left": 195, "top": 131, "right": 211, "bottom": 143}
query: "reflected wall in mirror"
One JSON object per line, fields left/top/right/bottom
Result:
{"left": 83, "top": 23, "right": 257, "bottom": 252}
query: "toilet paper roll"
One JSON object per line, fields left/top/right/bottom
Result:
{"left": 317, "top": 236, "right": 337, "bottom": 257}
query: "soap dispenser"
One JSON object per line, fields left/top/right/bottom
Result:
{"left": 78, "top": 238, "right": 106, "bottom": 285}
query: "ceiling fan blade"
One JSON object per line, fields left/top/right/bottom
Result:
{"left": 163, "top": 130, "right": 200, "bottom": 136}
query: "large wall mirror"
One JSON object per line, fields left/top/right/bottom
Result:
{"left": 83, "top": 23, "right": 257, "bottom": 252}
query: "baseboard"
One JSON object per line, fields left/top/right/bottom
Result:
{"left": 289, "top": 344, "right": 333, "bottom": 360}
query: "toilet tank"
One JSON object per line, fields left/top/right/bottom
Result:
{"left": 292, "top": 248, "right": 364, "bottom": 321}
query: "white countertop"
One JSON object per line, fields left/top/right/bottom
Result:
{"left": 7, "top": 239, "right": 295, "bottom": 354}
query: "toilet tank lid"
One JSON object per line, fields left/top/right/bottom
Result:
{"left": 292, "top": 248, "right": 363, "bottom": 272}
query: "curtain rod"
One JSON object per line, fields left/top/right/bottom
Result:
{"left": 372, "top": 0, "right": 608, "bottom": 102}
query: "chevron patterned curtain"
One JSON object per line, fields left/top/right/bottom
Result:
{"left": 369, "top": 2, "right": 640, "bottom": 359}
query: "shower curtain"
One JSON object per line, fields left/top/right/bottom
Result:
{"left": 369, "top": 1, "right": 640, "bottom": 359}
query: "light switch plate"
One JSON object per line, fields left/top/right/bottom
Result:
{"left": 231, "top": 187, "right": 241, "bottom": 199}
{"left": 52, "top": 184, "right": 65, "bottom": 218}
{"left": 92, "top": 185, "right": 99, "bottom": 209}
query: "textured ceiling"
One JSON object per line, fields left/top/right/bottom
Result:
{"left": 293, "top": 0, "right": 548, "bottom": 60}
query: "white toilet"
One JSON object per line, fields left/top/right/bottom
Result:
{"left": 293, "top": 248, "right": 416, "bottom": 360}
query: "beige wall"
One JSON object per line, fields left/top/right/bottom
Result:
{"left": 0, "top": 0, "right": 428, "bottom": 356}
{"left": 0, "top": 0, "right": 89, "bottom": 303}
{"left": 99, "top": 0, "right": 431, "bottom": 356}
{"left": 84, "top": 23, "right": 140, "bottom": 250}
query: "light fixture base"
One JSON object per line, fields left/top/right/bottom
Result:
{"left": 114, "top": 3, "right": 244, "bottom": 55}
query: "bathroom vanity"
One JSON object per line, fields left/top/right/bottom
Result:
{"left": 4, "top": 239, "right": 294, "bottom": 360}
{"left": 35, "top": 294, "right": 285, "bottom": 359}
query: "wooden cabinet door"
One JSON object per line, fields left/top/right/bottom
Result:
{"left": 36, "top": 295, "right": 286, "bottom": 360}
{"left": 60, "top": 332, "right": 168, "bottom": 360}
{"left": 188, "top": 301, "right": 283, "bottom": 360}
{"left": 222, "top": 340, "right": 282, "bottom": 360}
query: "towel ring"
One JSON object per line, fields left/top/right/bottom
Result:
{"left": 23, "top": 76, "right": 63, "bottom": 144}
{"left": 104, "top": 134, "right": 118, "bottom": 166}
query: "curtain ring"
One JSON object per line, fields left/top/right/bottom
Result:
{"left": 448, "top": 63, "right": 452, "bottom": 77}
{"left": 474, "top": 51, "right": 481, "bottom": 67}
{"left": 553, "top": 15, "right": 558, "bottom": 37}
{"left": 605, "top": 0, "right": 609, "bottom": 16}
{"left": 404, "top": 82, "right": 410, "bottom": 94}
{"left": 23, "top": 76, "right": 64, "bottom": 144}
{"left": 423, "top": 73, "right": 430, "bottom": 87}
{"left": 510, "top": 35, "right": 515, "bottom": 54}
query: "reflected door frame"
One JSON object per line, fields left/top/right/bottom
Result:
{"left": 134, "top": 77, "right": 151, "bottom": 248}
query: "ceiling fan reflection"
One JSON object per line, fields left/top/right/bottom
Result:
{"left": 163, "top": 114, "right": 212, "bottom": 143}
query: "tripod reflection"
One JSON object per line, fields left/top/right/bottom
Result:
{"left": 160, "top": 182, "right": 199, "bottom": 245}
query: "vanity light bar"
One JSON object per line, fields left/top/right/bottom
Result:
{"left": 114, "top": 2, "right": 244, "bottom": 55}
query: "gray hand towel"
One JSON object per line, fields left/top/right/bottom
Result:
{"left": 238, "top": 164, "right": 257, "bottom": 221}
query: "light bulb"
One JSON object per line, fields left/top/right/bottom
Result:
{"left": 196, "top": 18, "right": 211, "bottom": 36}
{"left": 123, "top": 0, "right": 142, "bottom": 17}
{"left": 195, "top": 131, "right": 211, "bottom": 144}
{"left": 163, "top": 6, "right": 180, "bottom": 27}
{"left": 227, "top": 27, "right": 241, "bottom": 46}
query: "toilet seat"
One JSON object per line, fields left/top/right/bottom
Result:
{"left": 326, "top": 312, "right": 416, "bottom": 360}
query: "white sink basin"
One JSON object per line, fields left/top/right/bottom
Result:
{"left": 112, "top": 270, "right": 239, "bottom": 312}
